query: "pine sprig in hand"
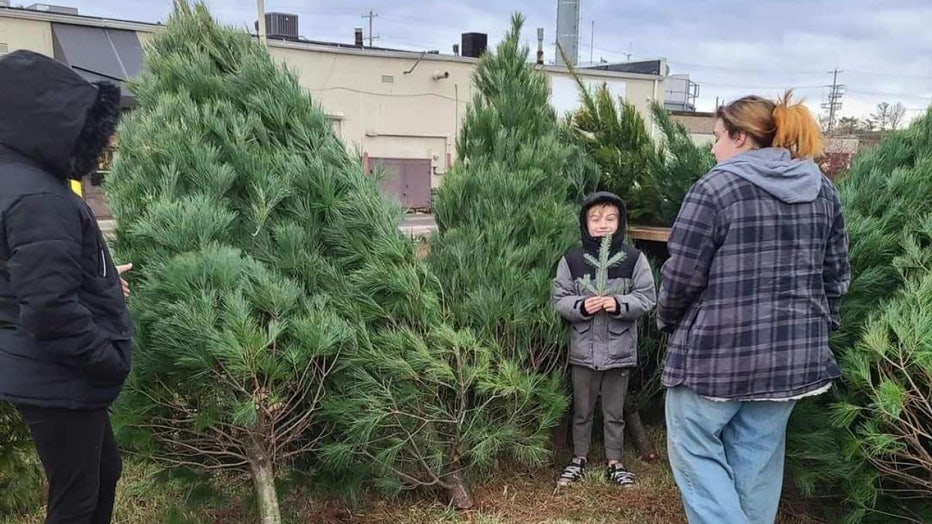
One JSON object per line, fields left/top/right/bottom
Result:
{"left": 579, "top": 234, "right": 627, "bottom": 295}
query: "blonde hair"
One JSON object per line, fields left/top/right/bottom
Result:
{"left": 716, "top": 90, "right": 824, "bottom": 159}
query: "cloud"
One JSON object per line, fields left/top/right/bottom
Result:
{"left": 59, "top": 0, "right": 932, "bottom": 120}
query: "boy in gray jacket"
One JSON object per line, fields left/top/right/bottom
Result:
{"left": 552, "top": 192, "right": 657, "bottom": 486}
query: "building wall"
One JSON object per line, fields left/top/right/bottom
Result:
{"left": 269, "top": 44, "right": 478, "bottom": 191}
{"left": 1, "top": 9, "right": 665, "bottom": 210}
{"left": 0, "top": 16, "right": 53, "bottom": 55}
{"left": 269, "top": 42, "right": 664, "bottom": 191}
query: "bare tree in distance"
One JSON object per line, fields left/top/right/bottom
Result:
{"left": 889, "top": 102, "right": 907, "bottom": 130}
{"left": 870, "top": 102, "right": 891, "bottom": 131}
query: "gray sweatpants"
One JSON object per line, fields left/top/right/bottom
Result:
{"left": 571, "top": 365, "right": 631, "bottom": 461}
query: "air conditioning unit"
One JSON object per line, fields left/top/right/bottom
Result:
{"left": 256, "top": 12, "right": 299, "bottom": 40}
{"left": 461, "top": 32, "right": 487, "bottom": 58}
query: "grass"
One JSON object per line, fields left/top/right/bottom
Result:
{"left": 1, "top": 427, "right": 832, "bottom": 524}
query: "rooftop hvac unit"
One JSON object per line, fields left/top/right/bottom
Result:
{"left": 265, "top": 12, "right": 298, "bottom": 40}
{"left": 461, "top": 32, "right": 487, "bottom": 58}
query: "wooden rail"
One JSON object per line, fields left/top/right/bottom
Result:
{"left": 628, "top": 226, "right": 671, "bottom": 243}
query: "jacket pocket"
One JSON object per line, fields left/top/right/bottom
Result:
{"left": 606, "top": 319, "right": 637, "bottom": 363}
{"left": 81, "top": 338, "right": 130, "bottom": 386}
{"left": 670, "top": 302, "right": 701, "bottom": 348}
{"left": 569, "top": 321, "right": 593, "bottom": 365}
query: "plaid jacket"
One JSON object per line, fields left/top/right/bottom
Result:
{"left": 658, "top": 159, "right": 851, "bottom": 400}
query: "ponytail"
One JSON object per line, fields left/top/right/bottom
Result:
{"left": 772, "top": 90, "right": 824, "bottom": 159}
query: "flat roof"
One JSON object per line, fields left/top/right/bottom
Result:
{"left": 1, "top": 5, "right": 665, "bottom": 82}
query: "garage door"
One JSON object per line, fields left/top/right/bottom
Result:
{"left": 368, "top": 157, "right": 432, "bottom": 210}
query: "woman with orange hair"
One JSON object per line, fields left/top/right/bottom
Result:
{"left": 657, "top": 92, "right": 851, "bottom": 524}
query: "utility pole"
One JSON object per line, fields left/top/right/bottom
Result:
{"left": 362, "top": 9, "right": 379, "bottom": 48}
{"left": 589, "top": 20, "right": 594, "bottom": 65}
{"left": 257, "top": 0, "right": 267, "bottom": 46}
{"left": 822, "top": 69, "right": 846, "bottom": 134}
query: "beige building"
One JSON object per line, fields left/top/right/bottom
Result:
{"left": 668, "top": 110, "right": 716, "bottom": 146}
{"left": 0, "top": 4, "right": 666, "bottom": 213}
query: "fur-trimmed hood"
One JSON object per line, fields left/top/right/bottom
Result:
{"left": 0, "top": 50, "right": 121, "bottom": 180}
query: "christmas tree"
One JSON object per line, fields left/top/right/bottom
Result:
{"left": 319, "top": 15, "right": 577, "bottom": 509}
{"left": 786, "top": 109, "right": 932, "bottom": 521}
{"left": 105, "top": 3, "right": 432, "bottom": 521}
{"left": 109, "top": 3, "right": 568, "bottom": 514}
{"left": 567, "top": 78, "right": 660, "bottom": 225}
{"left": 648, "top": 103, "right": 715, "bottom": 226}
{"left": 429, "top": 14, "right": 599, "bottom": 377}
{"left": 564, "top": 58, "right": 714, "bottom": 228}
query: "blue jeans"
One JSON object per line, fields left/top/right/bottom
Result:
{"left": 665, "top": 387, "right": 797, "bottom": 524}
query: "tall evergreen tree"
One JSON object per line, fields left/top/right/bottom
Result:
{"left": 648, "top": 103, "right": 715, "bottom": 226}
{"left": 569, "top": 83, "right": 660, "bottom": 225}
{"left": 319, "top": 15, "right": 576, "bottom": 509}
{"left": 106, "top": 3, "right": 433, "bottom": 521}
{"left": 110, "top": 4, "right": 569, "bottom": 514}
{"left": 429, "top": 14, "right": 599, "bottom": 377}
{"left": 564, "top": 62, "right": 713, "bottom": 228}
{"left": 786, "top": 109, "right": 932, "bottom": 521}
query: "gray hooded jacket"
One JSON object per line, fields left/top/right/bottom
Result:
{"left": 552, "top": 192, "right": 657, "bottom": 370}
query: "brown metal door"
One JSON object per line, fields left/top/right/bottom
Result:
{"left": 368, "top": 157, "right": 432, "bottom": 210}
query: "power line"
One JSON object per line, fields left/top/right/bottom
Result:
{"left": 696, "top": 82, "right": 825, "bottom": 90}
{"left": 666, "top": 61, "right": 825, "bottom": 76}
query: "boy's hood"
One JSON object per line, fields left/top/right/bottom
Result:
{"left": 579, "top": 191, "right": 627, "bottom": 253}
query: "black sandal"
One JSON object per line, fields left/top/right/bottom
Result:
{"left": 557, "top": 457, "right": 587, "bottom": 486}
{"left": 607, "top": 463, "right": 635, "bottom": 486}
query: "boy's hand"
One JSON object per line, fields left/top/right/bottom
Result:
{"left": 583, "top": 297, "right": 605, "bottom": 314}
{"left": 602, "top": 297, "right": 619, "bottom": 313}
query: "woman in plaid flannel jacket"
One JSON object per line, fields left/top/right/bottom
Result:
{"left": 658, "top": 91, "right": 851, "bottom": 524}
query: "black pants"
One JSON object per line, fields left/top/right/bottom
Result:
{"left": 15, "top": 405, "right": 122, "bottom": 524}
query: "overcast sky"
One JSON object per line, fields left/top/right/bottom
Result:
{"left": 49, "top": 0, "right": 932, "bottom": 123}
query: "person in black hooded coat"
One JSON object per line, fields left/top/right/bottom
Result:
{"left": 0, "top": 50, "right": 131, "bottom": 524}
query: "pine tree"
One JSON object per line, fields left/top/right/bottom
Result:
{"left": 564, "top": 64, "right": 714, "bottom": 228}
{"left": 429, "top": 14, "right": 599, "bottom": 377}
{"left": 831, "top": 221, "right": 932, "bottom": 522}
{"left": 568, "top": 81, "right": 661, "bottom": 224}
{"left": 563, "top": 74, "right": 711, "bottom": 456}
{"left": 315, "top": 15, "right": 579, "bottom": 508}
{"left": 648, "top": 103, "right": 715, "bottom": 226}
{"left": 785, "top": 109, "right": 932, "bottom": 521}
{"left": 322, "top": 324, "right": 567, "bottom": 509}
{"left": 106, "top": 3, "right": 433, "bottom": 521}
{"left": 0, "top": 402, "right": 43, "bottom": 515}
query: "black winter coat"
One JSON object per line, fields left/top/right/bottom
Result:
{"left": 0, "top": 50, "right": 130, "bottom": 409}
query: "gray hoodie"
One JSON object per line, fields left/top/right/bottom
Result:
{"left": 714, "top": 148, "right": 823, "bottom": 204}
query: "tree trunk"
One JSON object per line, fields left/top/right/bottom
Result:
{"left": 550, "top": 410, "right": 572, "bottom": 452}
{"left": 625, "top": 409, "right": 658, "bottom": 462}
{"left": 446, "top": 470, "right": 474, "bottom": 510}
{"left": 248, "top": 446, "right": 282, "bottom": 524}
